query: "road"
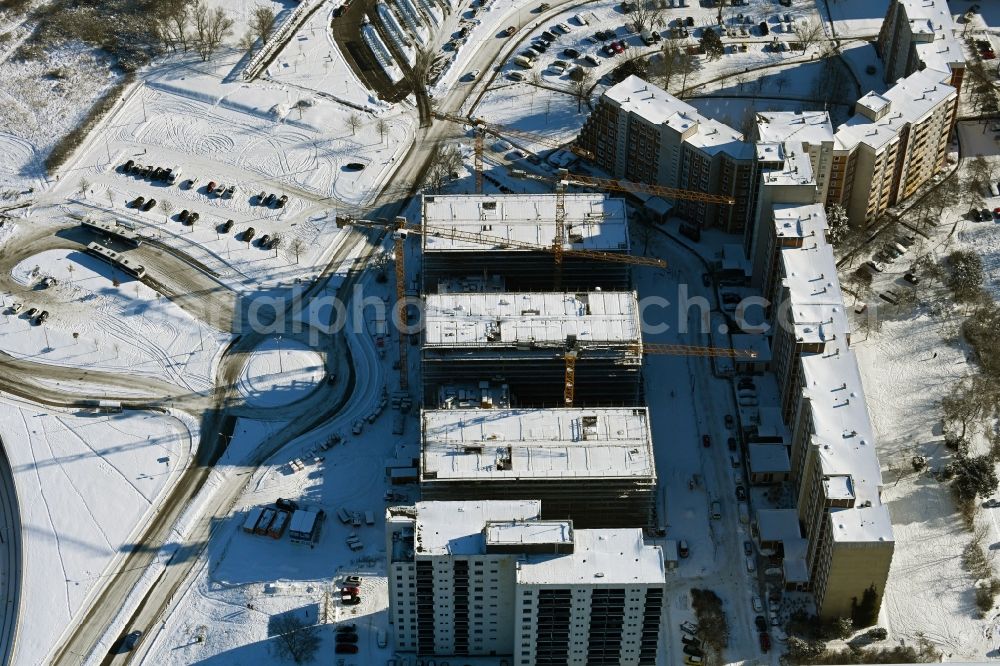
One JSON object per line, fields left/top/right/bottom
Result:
{"left": 0, "top": 439, "right": 22, "bottom": 666}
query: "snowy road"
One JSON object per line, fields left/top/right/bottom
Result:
{"left": 0, "top": 440, "right": 21, "bottom": 666}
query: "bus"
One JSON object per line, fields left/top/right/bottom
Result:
{"left": 85, "top": 242, "right": 147, "bottom": 279}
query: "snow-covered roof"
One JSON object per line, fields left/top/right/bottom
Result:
{"left": 777, "top": 205, "right": 849, "bottom": 345}
{"left": 420, "top": 193, "right": 630, "bottom": 253}
{"left": 759, "top": 141, "right": 816, "bottom": 187}
{"left": 722, "top": 244, "right": 751, "bottom": 275}
{"left": 485, "top": 520, "right": 573, "bottom": 547}
{"left": 756, "top": 509, "right": 802, "bottom": 542}
{"left": 748, "top": 444, "right": 791, "bottom": 473}
{"left": 756, "top": 111, "right": 834, "bottom": 146}
{"left": 732, "top": 334, "right": 772, "bottom": 363}
{"left": 413, "top": 500, "right": 542, "bottom": 556}
{"left": 421, "top": 408, "right": 655, "bottom": 481}
{"left": 783, "top": 538, "right": 810, "bottom": 582}
{"left": 897, "top": 0, "right": 964, "bottom": 76}
{"left": 800, "top": 338, "right": 894, "bottom": 545}
{"left": 773, "top": 203, "right": 828, "bottom": 241}
{"left": 288, "top": 508, "right": 319, "bottom": 534}
{"left": 423, "top": 291, "right": 640, "bottom": 348}
{"left": 517, "top": 528, "right": 665, "bottom": 585}
{"left": 604, "top": 75, "right": 753, "bottom": 160}
{"left": 835, "top": 68, "right": 956, "bottom": 151}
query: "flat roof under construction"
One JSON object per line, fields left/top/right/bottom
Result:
{"left": 423, "top": 291, "right": 640, "bottom": 347}
{"left": 421, "top": 408, "right": 655, "bottom": 481}
{"left": 420, "top": 193, "right": 630, "bottom": 253}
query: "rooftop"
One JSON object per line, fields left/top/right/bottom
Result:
{"left": 756, "top": 111, "right": 834, "bottom": 146}
{"left": 801, "top": 338, "right": 894, "bottom": 545}
{"left": 759, "top": 141, "right": 817, "bottom": 187}
{"left": 421, "top": 408, "right": 655, "bottom": 481}
{"left": 836, "top": 68, "right": 956, "bottom": 151}
{"left": 423, "top": 291, "right": 640, "bottom": 348}
{"left": 420, "top": 193, "right": 629, "bottom": 253}
{"left": 412, "top": 500, "right": 542, "bottom": 556}
{"left": 517, "top": 528, "right": 665, "bottom": 585}
{"left": 898, "top": 0, "right": 965, "bottom": 76}
{"left": 605, "top": 75, "right": 753, "bottom": 160}
{"left": 485, "top": 520, "right": 574, "bottom": 547}
{"left": 748, "top": 443, "right": 791, "bottom": 473}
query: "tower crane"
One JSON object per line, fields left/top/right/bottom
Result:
{"left": 335, "top": 215, "right": 668, "bottom": 390}
{"left": 563, "top": 342, "right": 758, "bottom": 407}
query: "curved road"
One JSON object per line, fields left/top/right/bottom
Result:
{"left": 0, "top": 439, "right": 22, "bottom": 666}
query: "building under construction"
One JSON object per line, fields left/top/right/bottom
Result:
{"left": 421, "top": 291, "right": 643, "bottom": 406}
{"left": 419, "top": 407, "right": 657, "bottom": 528}
{"left": 420, "top": 193, "right": 633, "bottom": 293}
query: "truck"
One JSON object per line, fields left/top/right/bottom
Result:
{"left": 268, "top": 510, "right": 290, "bottom": 538}
{"left": 255, "top": 508, "right": 277, "bottom": 535}
{"left": 364, "top": 510, "right": 375, "bottom": 526}
{"left": 337, "top": 507, "right": 352, "bottom": 524}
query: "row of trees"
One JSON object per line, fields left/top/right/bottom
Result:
{"left": 154, "top": 0, "right": 245, "bottom": 61}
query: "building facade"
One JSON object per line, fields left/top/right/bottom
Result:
{"left": 386, "top": 500, "right": 666, "bottom": 663}
{"left": 877, "top": 0, "right": 965, "bottom": 94}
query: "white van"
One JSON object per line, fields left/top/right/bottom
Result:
{"left": 990, "top": 181, "right": 999, "bottom": 197}
{"left": 574, "top": 13, "right": 588, "bottom": 25}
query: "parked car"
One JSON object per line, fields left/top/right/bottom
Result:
{"left": 215, "top": 184, "right": 226, "bottom": 196}
{"left": 725, "top": 414, "right": 734, "bottom": 428}
{"left": 207, "top": 180, "right": 217, "bottom": 192}
{"left": 903, "top": 272, "right": 920, "bottom": 285}
{"left": 132, "top": 196, "right": 145, "bottom": 208}
{"left": 336, "top": 622, "right": 357, "bottom": 632}
{"left": 178, "top": 209, "right": 190, "bottom": 223}
{"left": 505, "top": 25, "right": 516, "bottom": 36}
{"left": 711, "top": 501, "right": 722, "bottom": 519}
{"left": 121, "top": 159, "right": 134, "bottom": 172}
{"left": 24, "top": 307, "right": 37, "bottom": 318}
{"left": 983, "top": 497, "right": 1000, "bottom": 508}
{"left": 702, "top": 434, "right": 711, "bottom": 448}
{"left": 142, "top": 198, "right": 157, "bottom": 212}
{"left": 257, "top": 191, "right": 267, "bottom": 204}
{"left": 187, "top": 212, "right": 200, "bottom": 225}
{"left": 264, "top": 193, "right": 276, "bottom": 206}
{"left": 335, "top": 643, "right": 359, "bottom": 653}
{"left": 35, "top": 310, "right": 49, "bottom": 324}
{"left": 681, "top": 634, "right": 701, "bottom": 647}
{"left": 735, "top": 485, "right": 746, "bottom": 501}
{"left": 122, "top": 630, "right": 143, "bottom": 652}
{"left": 678, "top": 539, "right": 690, "bottom": 557}
{"left": 683, "top": 656, "right": 703, "bottom": 666}
{"left": 680, "top": 620, "right": 699, "bottom": 635}
{"left": 224, "top": 185, "right": 236, "bottom": 198}
{"left": 243, "top": 227, "right": 255, "bottom": 241}
{"left": 760, "top": 632, "right": 771, "bottom": 652}
{"left": 222, "top": 219, "right": 234, "bottom": 233}
{"left": 344, "top": 575, "right": 363, "bottom": 586}
{"left": 563, "top": 47, "right": 580, "bottom": 58}
{"left": 335, "top": 632, "right": 359, "bottom": 643}
{"left": 746, "top": 556, "right": 756, "bottom": 573}
{"left": 466, "top": 68, "right": 481, "bottom": 80}
{"left": 259, "top": 234, "right": 271, "bottom": 248}
{"left": 682, "top": 644, "right": 703, "bottom": 657}
{"left": 744, "top": 540, "right": 754, "bottom": 556}
{"left": 8, "top": 303, "right": 22, "bottom": 314}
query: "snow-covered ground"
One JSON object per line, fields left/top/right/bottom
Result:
{"left": 2, "top": 248, "right": 229, "bottom": 394}
{"left": 236, "top": 338, "right": 326, "bottom": 408}
{"left": 0, "top": 398, "right": 194, "bottom": 666}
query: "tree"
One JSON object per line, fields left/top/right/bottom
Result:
{"left": 941, "top": 376, "right": 1000, "bottom": 440}
{"left": 922, "top": 176, "right": 959, "bottom": 224}
{"left": 953, "top": 454, "right": 1000, "bottom": 502}
{"left": 826, "top": 203, "right": 851, "bottom": 246}
{"left": 631, "top": 0, "right": 667, "bottom": 35}
{"left": 793, "top": 19, "right": 824, "bottom": 53}
{"left": 376, "top": 117, "right": 389, "bottom": 144}
{"left": 106, "top": 189, "right": 115, "bottom": 209}
{"left": 156, "top": 3, "right": 191, "bottom": 52}
{"left": 346, "top": 113, "right": 362, "bottom": 136}
{"left": 851, "top": 585, "right": 880, "bottom": 628}
{"left": 160, "top": 199, "right": 174, "bottom": 223}
{"left": 425, "top": 144, "right": 462, "bottom": 193}
{"left": 271, "top": 235, "right": 284, "bottom": 258}
{"left": 78, "top": 178, "right": 90, "bottom": 196}
{"left": 699, "top": 26, "right": 724, "bottom": 60}
{"left": 238, "top": 30, "right": 256, "bottom": 54}
{"left": 945, "top": 249, "right": 985, "bottom": 302}
{"left": 251, "top": 4, "right": 277, "bottom": 44}
{"left": 272, "top": 614, "right": 321, "bottom": 664}
{"left": 571, "top": 69, "right": 594, "bottom": 112}
{"left": 193, "top": 1, "right": 233, "bottom": 61}
{"left": 287, "top": 238, "right": 305, "bottom": 264}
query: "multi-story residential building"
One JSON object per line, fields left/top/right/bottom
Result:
{"left": 419, "top": 407, "right": 657, "bottom": 527}
{"left": 577, "top": 75, "right": 755, "bottom": 233}
{"left": 878, "top": 0, "right": 965, "bottom": 94}
{"left": 421, "top": 291, "right": 642, "bottom": 406}
{"left": 385, "top": 500, "right": 666, "bottom": 663}
{"left": 829, "top": 69, "right": 957, "bottom": 225}
{"left": 420, "top": 193, "right": 632, "bottom": 293}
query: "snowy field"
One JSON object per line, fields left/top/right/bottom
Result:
{"left": 821, "top": 0, "right": 890, "bottom": 37}
{"left": 2, "top": 248, "right": 229, "bottom": 394}
{"left": 236, "top": 338, "right": 326, "bottom": 408}
{"left": 0, "top": 399, "right": 194, "bottom": 666}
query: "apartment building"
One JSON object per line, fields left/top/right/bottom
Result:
{"left": 577, "top": 75, "right": 756, "bottom": 233}
{"left": 385, "top": 500, "right": 666, "bottom": 663}
{"left": 829, "top": 69, "right": 957, "bottom": 225}
{"left": 419, "top": 407, "right": 657, "bottom": 527}
{"left": 420, "top": 193, "right": 632, "bottom": 293}
{"left": 421, "top": 291, "right": 642, "bottom": 406}
{"left": 878, "top": 0, "right": 965, "bottom": 94}
{"left": 742, "top": 163, "right": 894, "bottom": 619}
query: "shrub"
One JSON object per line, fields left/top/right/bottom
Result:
{"left": 45, "top": 73, "right": 134, "bottom": 173}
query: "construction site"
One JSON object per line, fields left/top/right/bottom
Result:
{"left": 421, "top": 290, "right": 643, "bottom": 406}
{"left": 418, "top": 407, "right": 657, "bottom": 528}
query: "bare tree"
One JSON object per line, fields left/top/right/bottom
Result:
{"left": 160, "top": 199, "right": 174, "bottom": 223}
{"left": 271, "top": 235, "right": 284, "bottom": 258}
{"left": 193, "top": 1, "right": 233, "bottom": 61}
{"left": 654, "top": 41, "right": 682, "bottom": 91}
{"left": 251, "top": 4, "right": 277, "bottom": 44}
{"left": 272, "top": 614, "right": 321, "bottom": 664}
{"left": 156, "top": 4, "right": 191, "bottom": 52}
{"left": 793, "top": 19, "right": 824, "bottom": 53}
{"left": 425, "top": 144, "right": 463, "bottom": 193}
{"left": 238, "top": 30, "right": 256, "bottom": 54}
{"left": 571, "top": 69, "right": 594, "bottom": 112}
{"left": 631, "top": 0, "right": 667, "bottom": 34}
{"left": 346, "top": 113, "right": 362, "bottom": 136}
{"left": 105, "top": 189, "right": 115, "bottom": 209}
{"left": 774, "top": 72, "right": 789, "bottom": 93}
{"left": 78, "top": 178, "right": 89, "bottom": 196}
{"left": 287, "top": 238, "right": 306, "bottom": 264}
{"left": 376, "top": 117, "right": 390, "bottom": 144}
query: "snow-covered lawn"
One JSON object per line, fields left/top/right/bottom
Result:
{"left": 236, "top": 338, "right": 326, "bottom": 408}
{"left": 0, "top": 399, "right": 194, "bottom": 666}
{"left": 821, "top": 0, "right": 889, "bottom": 37}
{"left": 2, "top": 248, "right": 229, "bottom": 394}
